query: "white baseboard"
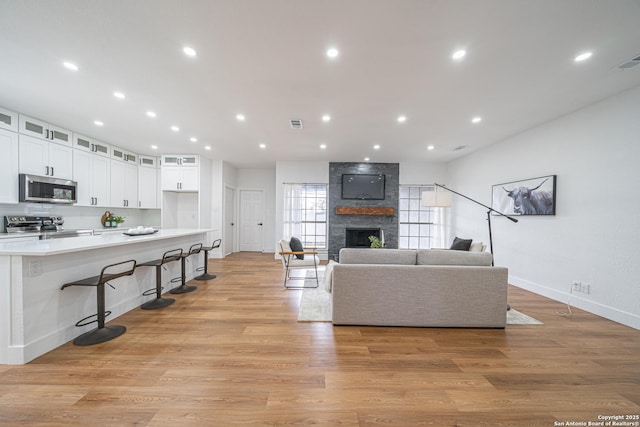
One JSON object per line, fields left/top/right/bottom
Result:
{"left": 510, "top": 275, "right": 640, "bottom": 330}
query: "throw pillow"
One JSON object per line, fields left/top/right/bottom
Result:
{"left": 289, "top": 237, "right": 304, "bottom": 260}
{"left": 450, "top": 236, "right": 472, "bottom": 251}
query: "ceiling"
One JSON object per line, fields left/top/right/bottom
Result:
{"left": 1, "top": 0, "right": 640, "bottom": 169}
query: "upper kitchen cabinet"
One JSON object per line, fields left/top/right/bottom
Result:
{"left": 111, "top": 146, "right": 137, "bottom": 164}
{"left": 19, "top": 134, "right": 73, "bottom": 180}
{"left": 73, "top": 149, "right": 111, "bottom": 207}
{"left": 74, "top": 134, "right": 110, "bottom": 158}
{"left": 0, "top": 107, "right": 19, "bottom": 132}
{"left": 162, "top": 154, "right": 198, "bottom": 167}
{"left": 161, "top": 154, "right": 199, "bottom": 191}
{"left": 138, "top": 164, "right": 158, "bottom": 208}
{"left": 19, "top": 115, "right": 72, "bottom": 146}
{"left": 0, "top": 128, "right": 19, "bottom": 203}
{"left": 110, "top": 159, "right": 138, "bottom": 208}
{"left": 139, "top": 155, "right": 159, "bottom": 168}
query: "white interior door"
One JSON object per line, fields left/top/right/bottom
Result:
{"left": 239, "top": 189, "right": 264, "bottom": 252}
{"left": 224, "top": 186, "right": 236, "bottom": 255}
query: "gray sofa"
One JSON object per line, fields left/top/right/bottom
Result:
{"left": 331, "top": 248, "right": 508, "bottom": 328}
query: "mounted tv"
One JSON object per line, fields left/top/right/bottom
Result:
{"left": 341, "top": 174, "right": 386, "bottom": 200}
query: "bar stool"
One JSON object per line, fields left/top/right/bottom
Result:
{"left": 61, "top": 259, "right": 137, "bottom": 346}
{"left": 169, "top": 243, "right": 202, "bottom": 294}
{"left": 194, "top": 238, "right": 222, "bottom": 281}
{"left": 138, "top": 248, "right": 182, "bottom": 309}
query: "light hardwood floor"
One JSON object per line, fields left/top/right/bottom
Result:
{"left": 1, "top": 252, "right": 639, "bottom": 426}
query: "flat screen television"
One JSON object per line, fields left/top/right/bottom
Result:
{"left": 341, "top": 174, "right": 386, "bottom": 200}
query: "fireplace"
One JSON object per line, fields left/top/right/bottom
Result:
{"left": 346, "top": 228, "right": 380, "bottom": 248}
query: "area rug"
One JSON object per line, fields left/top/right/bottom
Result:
{"left": 297, "top": 282, "right": 543, "bottom": 325}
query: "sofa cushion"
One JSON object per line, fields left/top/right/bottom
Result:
{"left": 339, "top": 248, "right": 417, "bottom": 265}
{"left": 470, "top": 242, "right": 486, "bottom": 252}
{"left": 450, "top": 236, "right": 472, "bottom": 251}
{"left": 289, "top": 236, "right": 304, "bottom": 259}
{"left": 416, "top": 249, "right": 493, "bottom": 266}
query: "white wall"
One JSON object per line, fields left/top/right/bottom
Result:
{"left": 447, "top": 84, "right": 640, "bottom": 329}
{"left": 399, "top": 162, "right": 447, "bottom": 185}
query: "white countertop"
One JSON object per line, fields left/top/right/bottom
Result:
{"left": 0, "top": 229, "right": 211, "bottom": 256}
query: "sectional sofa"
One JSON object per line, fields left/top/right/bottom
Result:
{"left": 331, "top": 248, "right": 508, "bottom": 328}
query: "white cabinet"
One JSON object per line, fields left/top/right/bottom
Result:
{"left": 161, "top": 154, "right": 199, "bottom": 191}
{"left": 161, "top": 165, "right": 199, "bottom": 191}
{"left": 0, "top": 107, "right": 18, "bottom": 132}
{"left": 110, "top": 160, "right": 138, "bottom": 208}
{"left": 74, "top": 134, "right": 110, "bottom": 158}
{"left": 138, "top": 165, "right": 158, "bottom": 208}
{"left": 73, "top": 149, "right": 111, "bottom": 207}
{"left": 0, "top": 128, "right": 19, "bottom": 203}
{"left": 139, "top": 155, "right": 159, "bottom": 168}
{"left": 162, "top": 154, "right": 198, "bottom": 167}
{"left": 19, "top": 134, "right": 73, "bottom": 179}
{"left": 19, "top": 115, "right": 72, "bottom": 146}
{"left": 111, "top": 146, "right": 137, "bottom": 164}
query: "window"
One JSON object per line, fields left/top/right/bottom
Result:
{"left": 283, "top": 184, "right": 327, "bottom": 249}
{"left": 398, "top": 185, "right": 450, "bottom": 249}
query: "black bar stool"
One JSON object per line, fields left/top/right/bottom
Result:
{"left": 138, "top": 249, "right": 182, "bottom": 309}
{"left": 194, "top": 238, "right": 222, "bottom": 281}
{"left": 61, "top": 259, "right": 137, "bottom": 346}
{"left": 170, "top": 243, "right": 202, "bottom": 294}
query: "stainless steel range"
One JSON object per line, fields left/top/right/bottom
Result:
{"left": 4, "top": 216, "right": 93, "bottom": 239}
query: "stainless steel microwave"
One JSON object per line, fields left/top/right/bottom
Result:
{"left": 19, "top": 174, "right": 77, "bottom": 204}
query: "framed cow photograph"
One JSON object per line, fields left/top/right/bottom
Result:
{"left": 491, "top": 175, "right": 557, "bottom": 216}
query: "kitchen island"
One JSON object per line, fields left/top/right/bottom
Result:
{"left": 0, "top": 229, "right": 212, "bottom": 364}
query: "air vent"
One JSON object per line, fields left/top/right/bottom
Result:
{"left": 289, "top": 119, "right": 303, "bottom": 129}
{"left": 617, "top": 54, "right": 640, "bottom": 70}
{"left": 453, "top": 145, "right": 467, "bottom": 151}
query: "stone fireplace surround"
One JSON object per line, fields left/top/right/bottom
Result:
{"left": 328, "top": 162, "right": 399, "bottom": 260}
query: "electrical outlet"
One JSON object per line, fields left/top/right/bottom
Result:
{"left": 28, "top": 260, "right": 42, "bottom": 277}
{"left": 572, "top": 281, "right": 591, "bottom": 294}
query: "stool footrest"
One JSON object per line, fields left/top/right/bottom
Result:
{"left": 142, "top": 286, "right": 163, "bottom": 297}
{"left": 75, "top": 311, "right": 112, "bottom": 328}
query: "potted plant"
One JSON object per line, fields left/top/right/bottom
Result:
{"left": 368, "top": 235, "right": 383, "bottom": 248}
{"left": 112, "top": 215, "right": 125, "bottom": 227}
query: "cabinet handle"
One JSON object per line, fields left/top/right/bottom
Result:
{"left": 51, "top": 167, "right": 54, "bottom": 176}
{"left": 45, "top": 166, "right": 49, "bottom": 175}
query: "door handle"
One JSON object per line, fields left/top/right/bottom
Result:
{"left": 258, "top": 223, "right": 263, "bottom": 226}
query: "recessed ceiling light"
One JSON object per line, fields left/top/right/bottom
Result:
{"left": 113, "top": 91, "right": 125, "bottom": 99}
{"left": 62, "top": 61, "right": 79, "bottom": 71}
{"left": 326, "top": 47, "right": 339, "bottom": 58}
{"left": 427, "top": 145, "right": 435, "bottom": 151}
{"left": 190, "top": 137, "right": 198, "bottom": 142}
{"left": 373, "top": 144, "right": 380, "bottom": 150}
{"left": 171, "top": 125, "right": 180, "bottom": 132}
{"left": 183, "top": 46, "right": 197, "bottom": 57}
{"left": 204, "top": 146, "right": 211, "bottom": 150}
{"left": 322, "top": 114, "right": 331, "bottom": 122}
{"left": 259, "top": 143, "right": 266, "bottom": 149}
{"left": 397, "top": 115, "right": 407, "bottom": 123}
{"left": 364, "top": 157, "right": 370, "bottom": 162}
{"left": 471, "top": 116, "right": 482, "bottom": 124}
{"left": 151, "top": 145, "right": 158, "bottom": 150}
{"left": 452, "top": 49, "right": 467, "bottom": 60}
{"left": 320, "top": 144, "right": 327, "bottom": 150}
{"left": 146, "top": 111, "right": 156, "bottom": 118}
{"left": 94, "top": 120, "right": 104, "bottom": 127}
{"left": 574, "top": 51, "right": 593, "bottom": 62}
{"left": 236, "top": 114, "right": 245, "bottom": 121}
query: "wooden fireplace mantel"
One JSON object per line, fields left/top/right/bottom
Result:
{"left": 335, "top": 206, "right": 395, "bottom": 216}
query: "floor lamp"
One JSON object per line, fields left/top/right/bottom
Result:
{"left": 423, "top": 184, "right": 518, "bottom": 310}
